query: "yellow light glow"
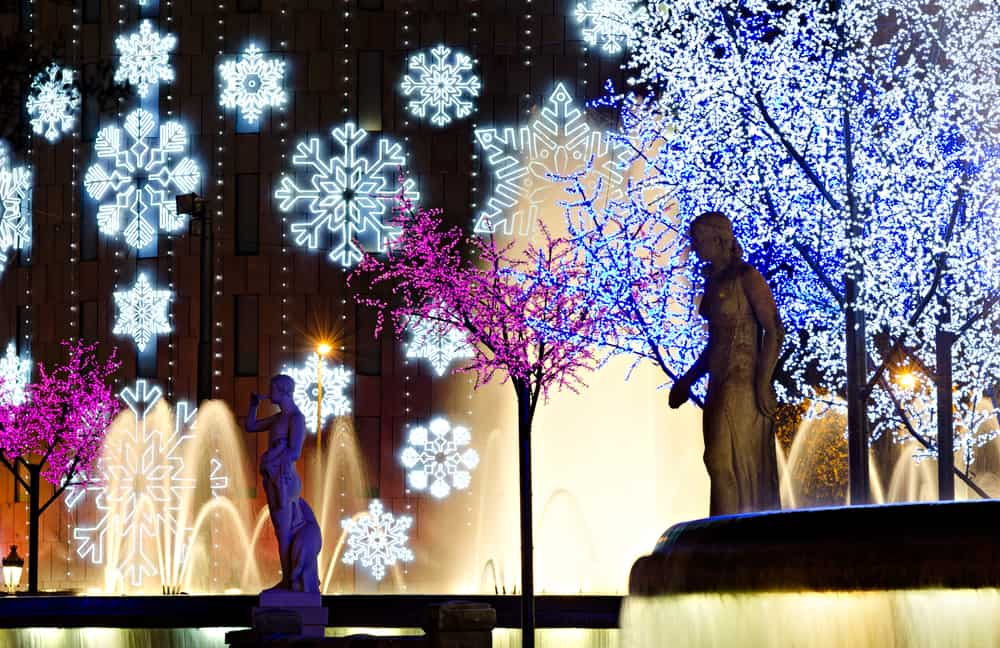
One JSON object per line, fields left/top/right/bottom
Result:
{"left": 897, "top": 371, "right": 917, "bottom": 390}
{"left": 316, "top": 342, "right": 333, "bottom": 356}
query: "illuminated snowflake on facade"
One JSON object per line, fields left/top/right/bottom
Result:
{"left": 274, "top": 122, "right": 419, "bottom": 267}
{"left": 574, "top": 0, "right": 642, "bottom": 55}
{"left": 0, "top": 142, "right": 31, "bottom": 279}
{"left": 67, "top": 381, "right": 227, "bottom": 587}
{"left": 0, "top": 341, "right": 31, "bottom": 406}
{"left": 113, "top": 273, "right": 173, "bottom": 352}
{"left": 84, "top": 108, "right": 200, "bottom": 249}
{"left": 404, "top": 309, "right": 474, "bottom": 377}
{"left": 219, "top": 44, "right": 287, "bottom": 125}
{"left": 474, "top": 82, "right": 625, "bottom": 236}
{"left": 400, "top": 417, "right": 478, "bottom": 499}
{"left": 115, "top": 19, "right": 176, "bottom": 98}
{"left": 341, "top": 499, "right": 413, "bottom": 581}
{"left": 400, "top": 44, "right": 481, "bottom": 127}
{"left": 26, "top": 63, "right": 81, "bottom": 143}
{"left": 281, "top": 354, "right": 352, "bottom": 434}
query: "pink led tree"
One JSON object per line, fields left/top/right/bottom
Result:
{"left": 352, "top": 199, "right": 598, "bottom": 646}
{"left": 0, "top": 340, "right": 121, "bottom": 592}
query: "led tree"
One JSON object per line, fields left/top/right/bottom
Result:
{"left": 0, "top": 340, "right": 121, "bottom": 592}
{"left": 566, "top": 0, "right": 1000, "bottom": 499}
{"left": 351, "top": 199, "right": 596, "bottom": 647}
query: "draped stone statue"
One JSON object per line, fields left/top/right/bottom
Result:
{"left": 246, "top": 374, "right": 322, "bottom": 593}
{"left": 669, "top": 211, "right": 784, "bottom": 516}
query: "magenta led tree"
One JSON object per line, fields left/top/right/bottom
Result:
{"left": 0, "top": 340, "right": 121, "bottom": 593}
{"left": 352, "top": 198, "right": 597, "bottom": 647}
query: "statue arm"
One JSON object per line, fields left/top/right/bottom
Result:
{"left": 246, "top": 399, "right": 277, "bottom": 433}
{"left": 741, "top": 268, "right": 785, "bottom": 415}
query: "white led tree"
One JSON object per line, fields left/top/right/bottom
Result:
{"left": 112, "top": 273, "right": 173, "bottom": 352}
{"left": 565, "top": 0, "right": 1000, "bottom": 497}
{"left": 574, "top": 0, "right": 642, "bottom": 55}
{"left": 219, "top": 44, "right": 287, "bottom": 125}
{"left": 400, "top": 44, "right": 481, "bottom": 127}
{"left": 0, "top": 141, "right": 32, "bottom": 280}
{"left": 274, "top": 122, "right": 418, "bottom": 267}
{"left": 341, "top": 499, "right": 413, "bottom": 581}
{"left": 400, "top": 417, "right": 478, "bottom": 499}
{"left": 474, "top": 82, "right": 626, "bottom": 236}
{"left": 280, "top": 354, "right": 352, "bottom": 434}
{"left": 83, "top": 108, "right": 200, "bottom": 250}
{"left": 114, "top": 19, "right": 176, "bottom": 99}
{"left": 26, "top": 63, "right": 81, "bottom": 143}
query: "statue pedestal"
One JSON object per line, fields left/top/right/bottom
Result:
{"left": 251, "top": 590, "right": 328, "bottom": 639}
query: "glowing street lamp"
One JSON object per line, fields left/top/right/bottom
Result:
{"left": 2, "top": 545, "right": 23, "bottom": 593}
{"left": 316, "top": 342, "right": 333, "bottom": 453}
{"left": 896, "top": 371, "right": 918, "bottom": 391}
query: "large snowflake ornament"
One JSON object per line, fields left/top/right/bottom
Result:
{"left": 400, "top": 44, "right": 481, "bottom": 127}
{"left": 84, "top": 108, "right": 200, "bottom": 249}
{"left": 574, "top": 0, "right": 642, "bottom": 55}
{"left": 115, "top": 19, "right": 176, "bottom": 98}
{"left": 219, "top": 44, "right": 287, "bottom": 125}
{"left": 0, "top": 341, "right": 31, "bottom": 406}
{"left": 474, "top": 82, "right": 625, "bottom": 236}
{"left": 341, "top": 499, "right": 414, "bottom": 581}
{"left": 68, "top": 381, "right": 226, "bottom": 587}
{"left": 26, "top": 64, "right": 81, "bottom": 143}
{"left": 280, "top": 354, "right": 352, "bottom": 434}
{"left": 404, "top": 309, "right": 474, "bottom": 377}
{"left": 274, "top": 123, "right": 419, "bottom": 267}
{"left": 400, "top": 417, "right": 478, "bottom": 499}
{"left": 0, "top": 142, "right": 31, "bottom": 279}
{"left": 113, "top": 273, "right": 173, "bottom": 352}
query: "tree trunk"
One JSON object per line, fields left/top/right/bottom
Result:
{"left": 936, "top": 327, "right": 955, "bottom": 500}
{"left": 845, "top": 278, "right": 870, "bottom": 505}
{"left": 515, "top": 381, "right": 535, "bottom": 648}
{"left": 27, "top": 464, "right": 40, "bottom": 594}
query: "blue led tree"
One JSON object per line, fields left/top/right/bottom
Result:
{"left": 539, "top": 1, "right": 1000, "bottom": 500}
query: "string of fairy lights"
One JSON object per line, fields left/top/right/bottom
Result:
{"left": 279, "top": 0, "right": 291, "bottom": 361}
{"left": 164, "top": 0, "right": 177, "bottom": 403}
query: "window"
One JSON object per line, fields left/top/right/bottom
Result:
{"left": 355, "top": 304, "right": 381, "bottom": 376}
{"left": 16, "top": 305, "right": 31, "bottom": 356}
{"left": 357, "top": 51, "right": 383, "bottom": 132}
{"left": 83, "top": 0, "right": 100, "bottom": 24}
{"left": 80, "top": 300, "right": 99, "bottom": 341}
{"left": 235, "top": 295, "right": 259, "bottom": 376}
{"left": 235, "top": 174, "right": 260, "bottom": 255}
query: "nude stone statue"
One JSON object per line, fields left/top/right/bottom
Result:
{"left": 246, "top": 375, "right": 322, "bottom": 593}
{"left": 669, "top": 211, "right": 784, "bottom": 516}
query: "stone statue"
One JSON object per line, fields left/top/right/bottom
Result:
{"left": 246, "top": 374, "right": 322, "bottom": 593}
{"left": 668, "top": 211, "right": 784, "bottom": 516}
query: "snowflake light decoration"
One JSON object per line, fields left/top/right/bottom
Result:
{"left": 400, "top": 417, "right": 478, "bottom": 499}
{"left": 404, "top": 309, "right": 474, "bottom": 377}
{"left": 26, "top": 63, "right": 81, "bottom": 143}
{"left": 280, "top": 354, "right": 352, "bottom": 434}
{"left": 341, "top": 499, "right": 413, "bottom": 581}
{"left": 113, "top": 273, "right": 173, "bottom": 352}
{"left": 0, "top": 142, "right": 31, "bottom": 279}
{"left": 115, "top": 19, "right": 176, "bottom": 98}
{"left": 274, "top": 122, "right": 419, "bottom": 267}
{"left": 0, "top": 341, "right": 31, "bottom": 406}
{"left": 219, "top": 44, "right": 287, "bottom": 125}
{"left": 68, "top": 381, "right": 227, "bottom": 586}
{"left": 399, "top": 44, "right": 481, "bottom": 127}
{"left": 574, "top": 0, "right": 642, "bottom": 55}
{"left": 84, "top": 108, "right": 200, "bottom": 249}
{"left": 474, "top": 82, "right": 625, "bottom": 236}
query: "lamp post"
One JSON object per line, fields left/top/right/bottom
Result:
{"left": 316, "top": 342, "right": 332, "bottom": 454}
{"left": 2, "top": 545, "right": 23, "bottom": 594}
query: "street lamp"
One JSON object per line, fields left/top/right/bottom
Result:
{"left": 315, "top": 342, "right": 333, "bottom": 454}
{"left": 2, "top": 545, "right": 23, "bottom": 594}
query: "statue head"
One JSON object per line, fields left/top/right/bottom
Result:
{"left": 689, "top": 211, "right": 743, "bottom": 274}
{"left": 269, "top": 374, "right": 296, "bottom": 409}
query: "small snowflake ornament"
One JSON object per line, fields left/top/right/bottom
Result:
{"left": 0, "top": 142, "right": 31, "bottom": 280}
{"left": 275, "top": 122, "right": 418, "bottom": 267}
{"left": 84, "top": 108, "right": 200, "bottom": 249}
{"left": 26, "top": 63, "right": 81, "bottom": 143}
{"left": 341, "top": 499, "right": 414, "bottom": 581}
{"left": 281, "top": 354, "right": 352, "bottom": 434}
{"left": 574, "top": 0, "right": 642, "bottom": 55}
{"left": 404, "top": 309, "right": 474, "bottom": 377}
{"left": 400, "top": 44, "right": 481, "bottom": 127}
{"left": 113, "top": 273, "right": 173, "bottom": 352}
{"left": 115, "top": 19, "right": 176, "bottom": 98}
{"left": 400, "top": 417, "right": 478, "bottom": 499}
{"left": 219, "top": 44, "right": 287, "bottom": 125}
{"left": 0, "top": 341, "right": 31, "bottom": 406}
